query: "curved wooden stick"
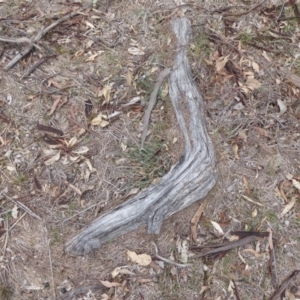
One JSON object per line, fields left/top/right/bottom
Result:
{"left": 65, "top": 17, "right": 217, "bottom": 256}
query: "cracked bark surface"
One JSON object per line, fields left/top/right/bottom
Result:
{"left": 65, "top": 18, "right": 217, "bottom": 256}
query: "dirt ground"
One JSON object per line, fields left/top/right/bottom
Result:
{"left": 1, "top": 0, "right": 300, "bottom": 299}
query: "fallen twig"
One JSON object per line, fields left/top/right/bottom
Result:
{"left": 47, "top": 239, "right": 56, "bottom": 300}
{"left": 5, "top": 27, "right": 44, "bottom": 70}
{"left": 21, "top": 56, "right": 54, "bottom": 79}
{"left": 5, "top": 194, "right": 41, "bottom": 220}
{"left": 1, "top": 212, "right": 27, "bottom": 255}
{"left": 223, "top": 0, "right": 268, "bottom": 17}
{"left": 192, "top": 235, "right": 257, "bottom": 258}
{"left": 243, "top": 41, "right": 282, "bottom": 54}
{"left": 269, "top": 269, "right": 300, "bottom": 300}
{"left": 63, "top": 203, "right": 98, "bottom": 223}
{"left": 151, "top": 242, "right": 192, "bottom": 268}
{"left": 141, "top": 67, "right": 170, "bottom": 148}
{"left": 232, "top": 280, "right": 241, "bottom": 300}
{"left": 3, "top": 8, "right": 86, "bottom": 70}
{"left": 0, "top": 36, "right": 32, "bottom": 44}
{"left": 241, "top": 194, "right": 265, "bottom": 207}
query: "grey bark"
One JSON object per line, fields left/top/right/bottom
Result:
{"left": 65, "top": 18, "right": 217, "bottom": 256}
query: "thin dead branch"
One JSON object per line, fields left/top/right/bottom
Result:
{"left": 5, "top": 195, "right": 41, "bottom": 220}
{"left": 223, "top": 0, "right": 268, "bottom": 17}
{"left": 270, "top": 269, "right": 300, "bottom": 300}
{"left": 151, "top": 242, "right": 192, "bottom": 268}
{"left": 192, "top": 236, "right": 257, "bottom": 258}
{"left": 141, "top": 67, "right": 170, "bottom": 148}
{"left": 3, "top": 8, "right": 86, "bottom": 70}
{"left": 21, "top": 56, "right": 54, "bottom": 79}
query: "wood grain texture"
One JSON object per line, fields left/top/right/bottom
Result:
{"left": 65, "top": 18, "right": 217, "bottom": 256}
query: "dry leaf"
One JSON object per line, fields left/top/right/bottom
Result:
{"left": 120, "top": 142, "right": 127, "bottom": 152}
{"left": 85, "top": 39, "right": 94, "bottom": 49}
{"left": 7, "top": 165, "right": 16, "bottom": 172}
{"left": 84, "top": 158, "right": 96, "bottom": 173}
{"left": 66, "top": 136, "right": 78, "bottom": 148}
{"left": 240, "top": 85, "right": 250, "bottom": 94}
{"left": 292, "top": 179, "right": 300, "bottom": 190}
{"left": 74, "top": 50, "right": 84, "bottom": 58}
{"left": 137, "top": 278, "right": 153, "bottom": 283}
{"left": 11, "top": 205, "right": 19, "bottom": 219}
{"left": 280, "top": 197, "right": 296, "bottom": 218}
{"left": 277, "top": 99, "right": 287, "bottom": 115}
{"left": 127, "top": 250, "right": 151, "bottom": 266}
{"left": 100, "top": 280, "right": 122, "bottom": 288}
{"left": 254, "top": 127, "right": 271, "bottom": 138}
{"left": 126, "top": 71, "right": 132, "bottom": 86}
{"left": 252, "top": 61, "right": 260, "bottom": 73}
{"left": 233, "top": 143, "right": 240, "bottom": 159}
{"left": 85, "top": 21, "right": 95, "bottom": 29}
{"left": 243, "top": 176, "right": 251, "bottom": 196}
{"left": 178, "top": 239, "right": 189, "bottom": 263}
{"left": 128, "top": 47, "right": 145, "bottom": 55}
{"left": 244, "top": 71, "right": 254, "bottom": 76}
{"left": 191, "top": 199, "right": 207, "bottom": 242}
{"left": 262, "top": 51, "right": 271, "bottom": 62}
{"left": 69, "top": 156, "right": 79, "bottom": 162}
{"left": 252, "top": 208, "right": 257, "bottom": 218}
{"left": 47, "top": 79, "right": 62, "bottom": 89}
{"left": 238, "top": 129, "right": 248, "bottom": 142}
{"left": 85, "top": 51, "right": 103, "bottom": 62}
{"left": 200, "top": 286, "right": 208, "bottom": 295}
{"left": 267, "top": 228, "right": 273, "bottom": 250}
{"left": 48, "top": 95, "right": 68, "bottom": 116}
{"left": 111, "top": 267, "right": 135, "bottom": 278}
{"left": 243, "top": 249, "right": 268, "bottom": 258}
{"left": 170, "top": 265, "right": 177, "bottom": 277}
{"left": 67, "top": 183, "right": 82, "bottom": 196}
{"left": 48, "top": 97, "right": 61, "bottom": 116}
{"left": 215, "top": 56, "right": 229, "bottom": 72}
{"left": 150, "top": 67, "right": 159, "bottom": 74}
{"left": 99, "top": 85, "right": 112, "bottom": 105}
{"left": 90, "top": 114, "right": 109, "bottom": 127}
{"left": 72, "top": 146, "right": 89, "bottom": 154}
{"left": 44, "top": 150, "right": 60, "bottom": 165}
{"left": 241, "top": 195, "right": 264, "bottom": 207}
{"left": 245, "top": 77, "right": 262, "bottom": 90}
{"left": 210, "top": 220, "right": 224, "bottom": 235}
{"left": 126, "top": 188, "right": 140, "bottom": 197}
{"left": 161, "top": 82, "right": 169, "bottom": 98}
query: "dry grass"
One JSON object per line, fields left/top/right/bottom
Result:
{"left": 1, "top": 0, "right": 300, "bottom": 299}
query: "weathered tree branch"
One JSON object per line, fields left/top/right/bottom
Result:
{"left": 65, "top": 17, "right": 217, "bottom": 256}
